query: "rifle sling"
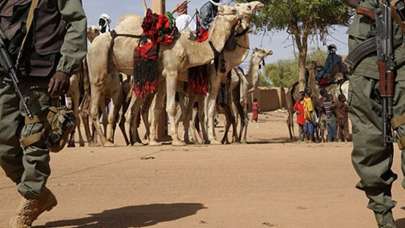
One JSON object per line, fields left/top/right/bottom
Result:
{"left": 16, "top": 0, "right": 39, "bottom": 67}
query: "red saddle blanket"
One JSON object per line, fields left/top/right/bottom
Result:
{"left": 133, "top": 9, "right": 177, "bottom": 98}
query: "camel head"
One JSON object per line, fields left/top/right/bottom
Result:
{"left": 209, "top": 5, "right": 241, "bottom": 52}
{"left": 253, "top": 48, "right": 273, "bottom": 60}
{"left": 234, "top": 1, "right": 265, "bottom": 31}
{"left": 87, "top": 25, "right": 101, "bottom": 43}
{"left": 306, "top": 61, "right": 318, "bottom": 71}
{"left": 249, "top": 48, "right": 272, "bottom": 93}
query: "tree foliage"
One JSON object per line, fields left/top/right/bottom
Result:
{"left": 237, "top": 0, "right": 350, "bottom": 89}
{"left": 260, "top": 49, "right": 328, "bottom": 88}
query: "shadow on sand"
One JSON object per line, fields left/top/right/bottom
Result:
{"left": 35, "top": 203, "right": 206, "bottom": 228}
{"left": 247, "top": 137, "right": 296, "bottom": 144}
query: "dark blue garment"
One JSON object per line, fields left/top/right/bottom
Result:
{"left": 316, "top": 53, "right": 342, "bottom": 81}
{"left": 327, "top": 115, "right": 337, "bottom": 142}
{"left": 304, "top": 121, "right": 315, "bottom": 138}
{"left": 199, "top": 2, "right": 218, "bottom": 29}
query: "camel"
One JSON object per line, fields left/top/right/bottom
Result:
{"left": 205, "top": 1, "right": 265, "bottom": 144}
{"left": 67, "top": 26, "right": 100, "bottom": 147}
{"left": 169, "top": 1, "right": 265, "bottom": 145}
{"left": 222, "top": 48, "right": 272, "bottom": 144}
{"left": 175, "top": 1, "right": 265, "bottom": 145}
{"left": 87, "top": 4, "right": 243, "bottom": 146}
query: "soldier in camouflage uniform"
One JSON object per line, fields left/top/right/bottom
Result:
{"left": 0, "top": 0, "right": 87, "bottom": 227}
{"left": 346, "top": 0, "right": 405, "bottom": 227}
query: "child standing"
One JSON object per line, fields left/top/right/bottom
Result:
{"left": 294, "top": 92, "right": 305, "bottom": 141}
{"left": 336, "top": 94, "right": 350, "bottom": 142}
{"left": 322, "top": 94, "right": 337, "bottom": 142}
{"left": 303, "top": 91, "right": 315, "bottom": 141}
{"left": 252, "top": 98, "right": 260, "bottom": 123}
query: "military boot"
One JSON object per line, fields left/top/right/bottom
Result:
{"left": 9, "top": 187, "right": 57, "bottom": 228}
{"left": 374, "top": 210, "right": 397, "bottom": 228}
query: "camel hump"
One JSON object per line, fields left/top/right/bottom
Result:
{"left": 115, "top": 14, "right": 143, "bottom": 35}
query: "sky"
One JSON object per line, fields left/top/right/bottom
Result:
{"left": 82, "top": 0, "right": 349, "bottom": 66}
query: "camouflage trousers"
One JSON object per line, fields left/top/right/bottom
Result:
{"left": 349, "top": 73, "right": 405, "bottom": 216}
{"left": 0, "top": 77, "right": 52, "bottom": 200}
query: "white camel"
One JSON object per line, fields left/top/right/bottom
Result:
{"left": 176, "top": 1, "right": 265, "bottom": 145}
{"left": 223, "top": 48, "right": 272, "bottom": 143}
{"left": 87, "top": 4, "right": 242, "bottom": 146}
{"left": 205, "top": 1, "right": 265, "bottom": 144}
{"left": 67, "top": 26, "right": 100, "bottom": 147}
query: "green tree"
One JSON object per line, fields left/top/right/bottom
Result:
{"left": 260, "top": 49, "right": 328, "bottom": 88}
{"left": 237, "top": 0, "right": 350, "bottom": 90}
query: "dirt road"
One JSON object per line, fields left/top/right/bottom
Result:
{"left": 1, "top": 111, "right": 405, "bottom": 228}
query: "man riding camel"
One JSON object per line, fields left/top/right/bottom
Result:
{"left": 199, "top": 0, "right": 221, "bottom": 30}
{"left": 316, "top": 44, "right": 344, "bottom": 86}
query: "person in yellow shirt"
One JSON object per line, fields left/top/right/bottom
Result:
{"left": 303, "top": 91, "right": 315, "bottom": 141}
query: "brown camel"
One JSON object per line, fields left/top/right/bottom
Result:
{"left": 223, "top": 48, "right": 272, "bottom": 144}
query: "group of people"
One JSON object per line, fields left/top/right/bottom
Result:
{"left": 294, "top": 89, "right": 350, "bottom": 143}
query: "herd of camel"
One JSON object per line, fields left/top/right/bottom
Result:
{"left": 66, "top": 1, "right": 349, "bottom": 147}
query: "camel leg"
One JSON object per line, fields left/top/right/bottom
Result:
{"left": 190, "top": 100, "right": 203, "bottom": 144}
{"left": 141, "top": 94, "right": 154, "bottom": 141}
{"left": 287, "top": 111, "right": 296, "bottom": 140}
{"left": 149, "top": 81, "right": 166, "bottom": 146}
{"left": 166, "top": 74, "right": 183, "bottom": 146}
{"left": 182, "top": 94, "right": 195, "bottom": 144}
{"left": 197, "top": 96, "right": 209, "bottom": 144}
{"left": 80, "top": 94, "right": 93, "bottom": 145}
{"left": 106, "top": 78, "right": 122, "bottom": 144}
{"left": 118, "top": 81, "right": 132, "bottom": 146}
{"left": 207, "top": 71, "right": 222, "bottom": 144}
{"left": 242, "top": 104, "right": 249, "bottom": 144}
{"left": 220, "top": 104, "right": 231, "bottom": 144}
{"left": 235, "top": 100, "right": 246, "bottom": 143}
{"left": 129, "top": 96, "right": 144, "bottom": 145}
{"left": 187, "top": 95, "right": 203, "bottom": 144}
{"left": 119, "top": 100, "right": 131, "bottom": 146}
{"left": 124, "top": 95, "right": 137, "bottom": 146}
{"left": 90, "top": 90, "right": 107, "bottom": 146}
{"left": 72, "top": 89, "right": 85, "bottom": 147}
{"left": 176, "top": 94, "right": 187, "bottom": 142}
{"left": 130, "top": 103, "right": 143, "bottom": 145}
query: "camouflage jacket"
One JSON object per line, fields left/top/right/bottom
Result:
{"left": 348, "top": 0, "right": 405, "bottom": 80}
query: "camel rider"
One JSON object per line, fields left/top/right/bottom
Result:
{"left": 173, "top": 1, "right": 196, "bottom": 32}
{"left": 0, "top": 0, "right": 87, "bottom": 227}
{"left": 316, "top": 44, "right": 343, "bottom": 85}
{"left": 199, "top": 0, "right": 221, "bottom": 30}
{"left": 99, "top": 13, "right": 111, "bottom": 33}
{"left": 344, "top": 0, "right": 405, "bottom": 227}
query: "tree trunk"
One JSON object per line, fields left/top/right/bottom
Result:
{"left": 298, "top": 50, "right": 307, "bottom": 92}
{"left": 152, "top": 0, "right": 165, "bottom": 14}
{"left": 294, "top": 31, "right": 308, "bottom": 92}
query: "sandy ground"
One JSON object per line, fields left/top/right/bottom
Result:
{"left": 1, "top": 111, "right": 405, "bottom": 228}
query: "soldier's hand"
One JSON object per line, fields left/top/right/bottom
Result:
{"left": 48, "top": 71, "right": 69, "bottom": 97}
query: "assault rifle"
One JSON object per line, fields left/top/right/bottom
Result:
{"left": 0, "top": 28, "right": 32, "bottom": 118}
{"left": 376, "top": 0, "right": 396, "bottom": 147}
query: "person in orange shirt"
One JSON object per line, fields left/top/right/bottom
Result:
{"left": 294, "top": 92, "right": 305, "bottom": 141}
